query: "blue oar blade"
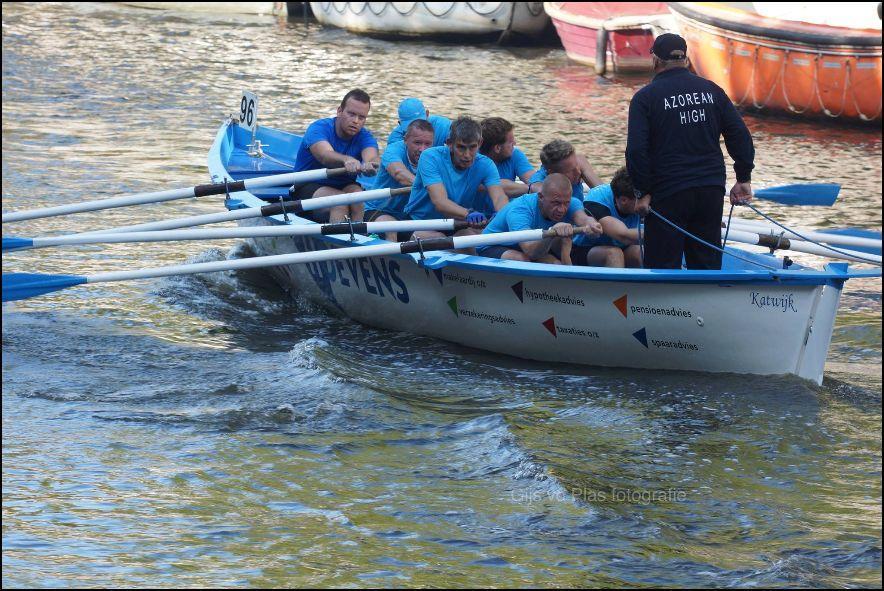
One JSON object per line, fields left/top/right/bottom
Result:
{"left": 755, "top": 183, "right": 840, "bottom": 206}
{"left": 2, "top": 237, "right": 34, "bottom": 251}
{"left": 818, "top": 228, "right": 882, "bottom": 255}
{"left": 2, "top": 273, "right": 87, "bottom": 302}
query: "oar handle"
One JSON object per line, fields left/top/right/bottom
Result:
{"left": 541, "top": 225, "right": 591, "bottom": 238}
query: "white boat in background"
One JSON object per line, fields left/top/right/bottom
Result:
{"left": 309, "top": 2, "right": 550, "bottom": 42}
{"left": 120, "top": 2, "right": 290, "bottom": 16}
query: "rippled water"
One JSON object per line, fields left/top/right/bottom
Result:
{"left": 2, "top": 3, "right": 881, "bottom": 587}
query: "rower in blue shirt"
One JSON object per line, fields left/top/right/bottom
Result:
{"left": 474, "top": 116, "right": 536, "bottom": 217}
{"left": 388, "top": 97, "right": 452, "bottom": 148}
{"left": 404, "top": 116, "right": 507, "bottom": 249}
{"left": 478, "top": 173, "right": 602, "bottom": 264}
{"left": 292, "top": 88, "right": 380, "bottom": 223}
{"left": 479, "top": 117, "right": 535, "bottom": 198}
{"left": 570, "top": 167, "right": 643, "bottom": 268}
{"left": 363, "top": 119, "right": 435, "bottom": 241}
{"left": 528, "top": 139, "right": 604, "bottom": 200}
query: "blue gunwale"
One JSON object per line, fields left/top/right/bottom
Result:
{"left": 208, "top": 120, "right": 880, "bottom": 287}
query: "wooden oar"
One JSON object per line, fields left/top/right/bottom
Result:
{"left": 723, "top": 218, "right": 882, "bottom": 254}
{"left": 73, "top": 186, "right": 412, "bottom": 235}
{"left": 3, "top": 219, "right": 470, "bottom": 251}
{"left": 0, "top": 168, "right": 347, "bottom": 223}
{"left": 724, "top": 228, "right": 882, "bottom": 265}
{"left": 753, "top": 183, "right": 840, "bottom": 206}
{"left": 2, "top": 229, "right": 555, "bottom": 303}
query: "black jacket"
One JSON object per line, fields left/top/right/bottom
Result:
{"left": 626, "top": 67, "right": 754, "bottom": 201}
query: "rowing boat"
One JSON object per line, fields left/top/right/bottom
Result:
{"left": 208, "top": 118, "right": 879, "bottom": 385}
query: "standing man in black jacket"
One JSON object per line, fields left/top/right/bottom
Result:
{"left": 626, "top": 33, "right": 755, "bottom": 270}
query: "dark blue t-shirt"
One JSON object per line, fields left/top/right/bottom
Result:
{"left": 626, "top": 68, "right": 754, "bottom": 201}
{"left": 294, "top": 117, "right": 379, "bottom": 189}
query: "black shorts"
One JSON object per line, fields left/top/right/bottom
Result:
{"left": 365, "top": 210, "right": 414, "bottom": 241}
{"left": 569, "top": 245, "right": 591, "bottom": 266}
{"left": 479, "top": 244, "right": 520, "bottom": 259}
{"left": 290, "top": 182, "right": 323, "bottom": 200}
{"left": 364, "top": 209, "right": 410, "bottom": 222}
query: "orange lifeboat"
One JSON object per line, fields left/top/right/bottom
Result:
{"left": 669, "top": 3, "right": 882, "bottom": 123}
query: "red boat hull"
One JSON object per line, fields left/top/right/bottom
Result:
{"left": 545, "top": 2, "right": 669, "bottom": 72}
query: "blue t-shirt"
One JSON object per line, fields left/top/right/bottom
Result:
{"left": 405, "top": 147, "right": 501, "bottom": 220}
{"left": 529, "top": 166, "right": 584, "bottom": 200}
{"left": 387, "top": 114, "right": 452, "bottom": 148}
{"left": 293, "top": 117, "right": 379, "bottom": 189}
{"left": 364, "top": 141, "right": 416, "bottom": 217}
{"left": 495, "top": 147, "right": 534, "bottom": 182}
{"left": 478, "top": 193, "right": 583, "bottom": 253}
{"left": 574, "top": 183, "right": 641, "bottom": 247}
{"left": 475, "top": 147, "right": 536, "bottom": 216}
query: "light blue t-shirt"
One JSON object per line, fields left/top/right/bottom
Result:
{"left": 478, "top": 148, "right": 534, "bottom": 217}
{"left": 405, "top": 147, "right": 501, "bottom": 221}
{"left": 475, "top": 148, "right": 536, "bottom": 217}
{"left": 387, "top": 115, "right": 452, "bottom": 148}
{"left": 477, "top": 193, "right": 583, "bottom": 253}
{"left": 529, "top": 166, "right": 584, "bottom": 200}
{"left": 495, "top": 147, "right": 534, "bottom": 182}
{"left": 294, "top": 117, "right": 379, "bottom": 189}
{"left": 364, "top": 141, "right": 416, "bottom": 217}
{"left": 574, "top": 183, "right": 641, "bottom": 248}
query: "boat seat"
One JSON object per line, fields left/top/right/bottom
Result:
{"left": 225, "top": 148, "right": 300, "bottom": 201}
{"left": 226, "top": 148, "right": 296, "bottom": 180}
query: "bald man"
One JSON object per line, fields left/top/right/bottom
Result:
{"left": 477, "top": 173, "right": 602, "bottom": 264}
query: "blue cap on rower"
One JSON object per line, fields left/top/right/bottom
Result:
{"left": 398, "top": 97, "right": 428, "bottom": 126}
{"left": 651, "top": 33, "right": 687, "bottom": 60}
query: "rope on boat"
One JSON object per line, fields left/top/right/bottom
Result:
{"left": 781, "top": 50, "right": 818, "bottom": 115}
{"left": 648, "top": 208, "right": 779, "bottom": 270}
{"left": 742, "top": 203, "right": 884, "bottom": 265}
{"left": 722, "top": 203, "right": 736, "bottom": 249}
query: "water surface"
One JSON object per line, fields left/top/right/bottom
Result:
{"left": 2, "top": 3, "right": 881, "bottom": 587}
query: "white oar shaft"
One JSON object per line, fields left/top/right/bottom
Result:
{"left": 78, "top": 209, "right": 259, "bottom": 235}
{"left": 724, "top": 219, "right": 881, "bottom": 250}
{"left": 0, "top": 169, "right": 337, "bottom": 223}
{"left": 78, "top": 187, "right": 404, "bottom": 235}
{"left": 297, "top": 187, "right": 396, "bottom": 211}
{"left": 725, "top": 229, "right": 881, "bottom": 264}
{"left": 29, "top": 219, "right": 462, "bottom": 248}
{"left": 82, "top": 229, "right": 545, "bottom": 285}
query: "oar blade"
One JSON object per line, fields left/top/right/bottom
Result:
{"left": 755, "top": 183, "right": 840, "bottom": 206}
{"left": 2, "top": 237, "right": 34, "bottom": 252}
{"left": 2, "top": 273, "right": 87, "bottom": 302}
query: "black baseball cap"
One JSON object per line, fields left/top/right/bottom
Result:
{"left": 651, "top": 33, "right": 687, "bottom": 60}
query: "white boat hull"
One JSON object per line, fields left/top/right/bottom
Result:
{"left": 309, "top": 1, "right": 549, "bottom": 38}
{"left": 237, "top": 220, "right": 840, "bottom": 384}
